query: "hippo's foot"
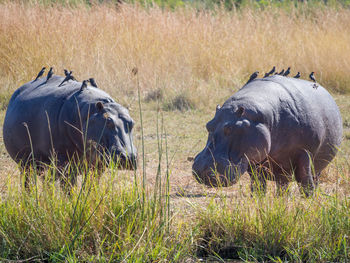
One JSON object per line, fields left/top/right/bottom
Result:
{"left": 20, "top": 162, "right": 45, "bottom": 191}
{"left": 295, "top": 150, "right": 315, "bottom": 197}
{"left": 58, "top": 163, "right": 79, "bottom": 194}
{"left": 59, "top": 173, "right": 77, "bottom": 194}
{"left": 248, "top": 168, "right": 267, "bottom": 196}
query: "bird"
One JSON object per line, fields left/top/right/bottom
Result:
{"left": 58, "top": 71, "right": 75, "bottom": 87}
{"left": 64, "top": 69, "right": 77, "bottom": 80}
{"left": 46, "top": 67, "right": 53, "bottom": 82}
{"left": 309, "top": 72, "right": 316, "bottom": 83}
{"left": 264, "top": 66, "right": 275, "bottom": 77}
{"left": 33, "top": 67, "right": 46, "bottom": 82}
{"left": 293, "top": 72, "right": 301, "bottom": 78}
{"left": 283, "top": 67, "right": 291, "bottom": 76}
{"left": 246, "top": 71, "right": 259, "bottom": 84}
{"left": 277, "top": 69, "right": 285, "bottom": 75}
{"left": 89, "top": 78, "right": 98, "bottom": 88}
{"left": 79, "top": 80, "right": 88, "bottom": 92}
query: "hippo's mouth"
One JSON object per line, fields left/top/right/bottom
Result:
{"left": 106, "top": 150, "right": 137, "bottom": 170}
{"left": 193, "top": 170, "right": 236, "bottom": 187}
{"left": 114, "top": 152, "right": 137, "bottom": 170}
{"left": 193, "top": 158, "right": 247, "bottom": 187}
{"left": 85, "top": 141, "right": 137, "bottom": 170}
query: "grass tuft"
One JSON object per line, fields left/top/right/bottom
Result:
{"left": 195, "top": 156, "right": 350, "bottom": 262}
{"left": 163, "top": 93, "right": 196, "bottom": 112}
{"left": 145, "top": 88, "right": 164, "bottom": 102}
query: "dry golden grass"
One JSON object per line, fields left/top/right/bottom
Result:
{"left": 1, "top": 2, "right": 350, "bottom": 110}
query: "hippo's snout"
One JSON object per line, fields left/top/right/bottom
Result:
{"left": 112, "top": 151, "right": 137, "bottom": 170}
{"left": 192, "top": 162, "right": 239, "bottom": 187}
{"left": 192, "top": 146, "right": 248, "bottom": 187}
{"left": 192, "top": 169, "right": 233, "bottom": 187}
{"left": 192, "top": 150, "right": 245, "bottom": 187}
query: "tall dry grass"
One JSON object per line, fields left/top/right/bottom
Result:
{"left": 0, "top": 2, "right": 350, "bottom": 109}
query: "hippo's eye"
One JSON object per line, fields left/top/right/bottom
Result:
{"left": 106, "top": 118, "right": 115, "bottom": 129}
{"left": 223, "top": 124, "right": 232, "bottom": 136}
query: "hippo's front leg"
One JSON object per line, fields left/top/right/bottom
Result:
{"left": 248, "top": 165, "right": 268, "bottom": 194}
{"left": 55, "top": 154, "right": 78, "bottom": 192}
{"left": 295, "top": 150, "right": 315, "bottom": 196}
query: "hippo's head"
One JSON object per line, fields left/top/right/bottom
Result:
{"left": 82, "top": 101, "right": 137, "bottom": 170}
{"left": 192, "top": 105, "right": 271, "bottom": 187}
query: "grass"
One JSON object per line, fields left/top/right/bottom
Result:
{"left": 163, "top": 93, "right": 196, "bottom": 111}
{"left": 1, "top": 1, "right": 350, "bottom": 107}
{"left": 0, "top": 168, "right": 191, "bottom": 261}
{"left": 0, "top": 1, "right": 350, "bottom": 262}
{"left": 197, "top": 193, "right": 350, "bottom": 262}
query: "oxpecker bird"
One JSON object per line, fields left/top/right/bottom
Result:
{"left": 64, "top": 69, "right": 69, "bottom": 76}
{"left": 264, "top": 66, "right": 275, "bottom": 77}
{"left": 283, "top": 67, "right": 291, "bottom": 76}
{"left": 277, "top": 69, "right": 285, "bottom": 75}
{"left": 246, "top": 71, "right": 259, "bottom": 84}
{"left": 58, "top": 71, "right": 75, "bottom": 87}
{"left": 80, "top": 80, "right": 88, "bottom": 92}
{"left": 293, "top": 72, "right": 301, "bottom": 79}
{"left": 46, "top": 67, "right": 53, "bottom": 82}
{"left": 33, "top": 67, "right": 46, "bottom": 82}
{"left": 309, "top": 72, "right": 316, "bottom": 82}
{"left": 89, "top": 78, "right": 98, "bottom": 88}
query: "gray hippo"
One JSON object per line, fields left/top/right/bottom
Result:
{"left": 3, "top": 74, "right": 137, "bottom": 187}
{"left": 192, "top": 75, "right": 342, "bottom": 195}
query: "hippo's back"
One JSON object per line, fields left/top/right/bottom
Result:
{"left": 4, "top": 76, "right": 74, "bottom": 162}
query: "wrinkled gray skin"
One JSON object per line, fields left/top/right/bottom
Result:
{"left": 3, "top": 75, "right": 137, "bottom": 187}
{"left": 193, "top": 75, "right": 342, "bottom": 195}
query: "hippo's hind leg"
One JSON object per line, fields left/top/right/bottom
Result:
{"left": 294, "top": 150, "right": 315, "bottom": 197}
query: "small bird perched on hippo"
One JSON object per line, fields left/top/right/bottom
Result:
{"left": 3, "top": 70, "right": 137, "bottom": 190}
{"left": 192, "top": 71, "right": 342, "bottom": 196}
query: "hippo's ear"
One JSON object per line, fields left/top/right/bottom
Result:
{"left": 216, "top": 104, "right": 221, "bottom": 112}
{"left": 96, "top": 101, "right": 104, "bottom": 111}
{"left": 236, "top": 106, "right": 245, "bottom": 117}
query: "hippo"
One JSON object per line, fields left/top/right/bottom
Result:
{"left": 192, "top": 75, "right": 342, "bottom": 195}
{"left": 3, "top": 74, "right": 137, "bottom": 188}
